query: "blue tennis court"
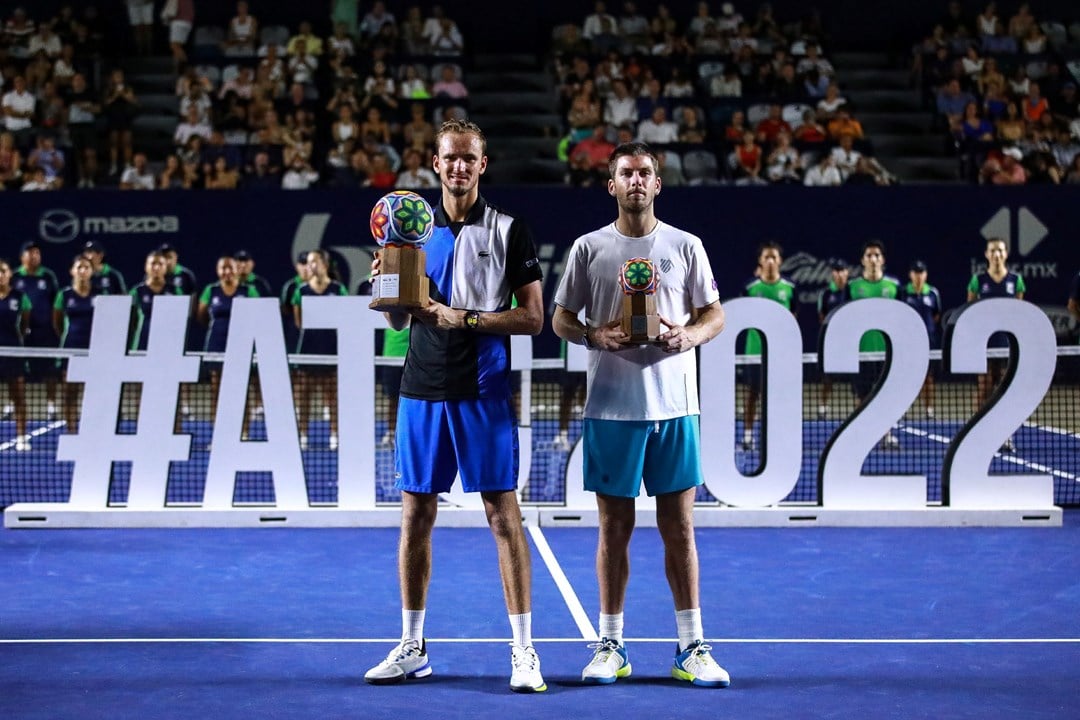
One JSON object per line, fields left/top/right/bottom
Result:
{"left": 2, "top": 516, "right": 1078, "bottom": 719}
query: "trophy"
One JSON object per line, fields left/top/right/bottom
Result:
{"left": 619, "top": 257, "right": 660, "bottom": 344}
{"left": 369, "top": 190, "right": 433, "bottom": 309}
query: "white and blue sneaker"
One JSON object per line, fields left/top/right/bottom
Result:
{"left": 509, "top": 644, "right": 547, "bottom": 693}
{"left": 364, "top": 638, "right": 432, "bottom": 684}
{"left": 582, "top": 637, "right": 631, "bottom": 684}
{"left": 672, "top": 640, "right": 730, "bottom": 688}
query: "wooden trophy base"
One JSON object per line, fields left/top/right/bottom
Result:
{"left": 369, "top": 245, "right": 430, "bottom": 310}
{"left": 620, "top": 293, "right": 660, "bottom": 344}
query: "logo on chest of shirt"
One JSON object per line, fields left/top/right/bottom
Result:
{"left": 658, "top": 258, "right": 673, "bottom": 274}
{"left": 923, "top": 295, "right": 933, "bottom": 306}
{"left": 1006, "top": 281, "right": 1015, "bottom": 294}
{"left": 8, "top": 299, "right": 18, "bottom": 312}
{"left": 66, "top": 298, "right": 77, "bottom": 309}
{"left": 38, "top": 280, "right": 47, "bottom": 290}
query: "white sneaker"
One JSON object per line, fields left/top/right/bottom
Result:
{"left": 364, "top": 639, "right": 432, "bottom": 685}
{"left": 925, "top": 407, "right": 935, "bottom": 419}
{"left": 2, "top": 403, "right": 13, "bottom": 418}
{"left": 881, "top": 431, "right": 900, "bottom": 450}
{"left": 46, "top": 402, "right": 58, "bottom": 420}
{"left": 328, "top": 434, "right": 338, "bottom": 451}
{"left": 672, "top": 640, "right": 730, "bottom": 688}
{"left": 299, "top": 434, "right": 309, "bottom": 450}
{"left": 551, "top": 432, "right": 571, "bottom": 451}
{"left": 509, "top": 644, "right": 546, "bottom": 693}
{"left": 378, "top": 432, "right": 394, "bottom": 448}
{"left": 581, "top": 638, "right": 631, "bottom": 684}
{"left": 817, "top": 404, "right": 828, "bottom": 419}
{"left": 253, "top": 405, "right": 264, "bottom": 417}
{"left": 1000, "top": 436, "right": 1016, "bottom": 453}
{"left": 322, "top": 405, "right": 331, "bottom": 421}
{"left": 180, "top": 405, "right": 192, "bottom": 418}
{"left": 15, "top": 438, "right": 31, "bottom": 452}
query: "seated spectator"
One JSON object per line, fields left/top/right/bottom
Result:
{"left": 830, "top": 134, "right": 863, "bottom": 179}
{"left": 731, "top": 130, "right": 765, "bottom": 185}
{"left": 402, "top": 103, "right": 434, "bottom": 153}
{"left": 567, "top": 81, "right": 602, "bottom": 142}
{"left": 1020, "top": 23, "right": 1047, "bottom": 55}
{"left": 794, "top": 110, "right": 827, "bottom": 146}
{"left": 360, "top": 106, "right": 392, "bottom": 145}
{"left": 361, "top": 61, "right": 399, "bottom": 116}
{"left": 1, "top": 76, "right": 36, "bottom": 151}
{"left": 1008, "top": 66, "right": 1031, "bottom": 98}
{"left": 827, "top": 108, "right": 865, "bottom": 141}
{"left": 603, "top": 78, "right": 638, "bottom": 128}
{"left": 243, "top": 150, "right": 280, "bottom": 188}
{"left": 0, "top": 131, "right": 22, "bottom": 189}
{"left": 399, "top": 64, "right": 431, "bottom": 100}
{"left": 4, "top": 7, "right": 36, "bottom": 60}
{"left": 283, "top": 109, "right": 315, "bottom": 166}
{"left": 257, "top": 44, "right": 287, "bottom": 91}
{"left": 205, "top": 156, "right": 241, "bottom": 189}
{"left": 982, "top": 79, "right": 1008, "bottom": 120}
{"left": 981, "top": 25, "right": 1017, "bottom": 55}
{"left": 203, "top": 129, "right": 243, "bottom": 169}
{"left": 179, "top": 82, "right": 212, "bottom": 124}
{"left": 582, "top": 1, "right": 620, "bottom": 54}
{"left": 400, "top": 5, "right": 428, "bottom": 55}
{"left": 287, "top": 45, "right": 319, "bottom": 92}
{"left": 158, "top": 153, "right": 188, "bottom": 189}
{"left": 22, "top": 132, "right": 62, "bottom": 187}
{"left": 28, "top": 23, "right": 62, "bottom": 61}
{"left": 277, "top": 82, "right": 318, "bottom": 120}
{"left": 618, "top": 1, "right": 650, "bottom": 52}
{"left": 174, "top": 106, "right": 212, "bottom": 147}
{"left": 1022, "top": 82, "right": 1049, "bottom": 124}
{"left": 773, "top": 63, "right": 803, "bottom": 104}
{"left": 359, "top": 1, "right": 396, "bottom": 43}
{"left": 52, "top": 44, "right": 78, "bottom": 89}
{"left": 431, "top": 65, "right": 468, "bottom": 99}
{"left": 396, "top": 147, "right": 438, "bottom": 188}
{"left": 281, "top": 152, "right": 319, "bottom": 189}
{"left": 218, "top": 66, "right": 255, "bottom": 101}
{"left": 365, "top": 151, "right": 397, "bottom": 189}
{"left": 1007, "top": 2, "right": 1036, "bottom": 39}
{"left": 803, "top": 153, "right": 842, "bottom": 186}
{"left": 568, "top": 122, "right": 615, "bottom": 187}
{"left": 1025, "top": 150, "right": 1061, "bottom": 184}
{"left": 996, "top": 100, "right": 1025, "bottom": 142}
{"left": 710, "top": 66, "right": 742, "bottom": 98}
{"left": 728, "top": 22, "right": 759, "bottom": 56}
{"left": 796, "top": 44, "right": 834, "bottom": 78}
{"left": 816, "top": 81, "right": 847, "bottom": 122}
{"left": 326, "top": 20, "right": 356, "bottom": 58}
{"left": 287, "top": 21, "right": 323, "bottom": 57}
{"left": 224, "top": 0, "right": 258, "bottom": 56}
{"left": 677, "top": 106, "right": 707, "bottom": 144}
{"left": 1052, "top": 83, "right": 1080, "bottom": 125}
{"left": 120, "top": 152, "right": 155, "bottom": 189}
{"left": 649, "top": 3, "right": 676, "bottom": 37}
{"left": 958, "top": 100, "right": 995, "bottom": 145}
{"left": 330, "top": 147, "right": 370, "bottom": 188}
{"left": 693, "top": 21, "right": 726, "bottom": 55}
{"left": 755, "top": 104, "right": 793, "bottom": 145}
{"left": 636, "top": 106, "right": 679, "bottom": 144}
{"left": 19, "top": 166, "right": 52, "bottom": 191}
{"left": 428, "top": 15, "right": 464, "bottom": 56}
{"left": 803, "top": 68, "right": 830, "bottom": 99}
{"left": 723, "top": 109, "right": 748, "bottom": 144}
{"left": 636, "top": 78, "right": 669, "bottom": 123}
{"left": 765, "top": 131, "right": 802, "bottom": 183}
{"left": 844, "top": 155, "right": 892, "bottom": 185}
{"left": 359, "top": 133, "right": 401, "bottom": 172}
{"left": 980, "top": 146, "right": 1027, "bottom": 184}
{"left": 960, "top": 46, "right": 984, "bottom": 87}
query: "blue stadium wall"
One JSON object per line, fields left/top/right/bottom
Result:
{"left": 4, "top": 186, "right": 1078, "bottom": 355}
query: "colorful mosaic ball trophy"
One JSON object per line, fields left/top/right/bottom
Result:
{"left": 619, "top": 257, "right": 661, "bottom": 343}
{"left": 369, "top": 190, "right": 434, "bottom": 309}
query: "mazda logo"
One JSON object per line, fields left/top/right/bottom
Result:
{"left": 39, "top": 209, "right": 80, "bottom": 244}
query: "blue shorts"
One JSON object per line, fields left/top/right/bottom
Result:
{"left": 395, "top": 395, "right": 519, "bottom": 494}
{"left": 583, "top": 416, "right": 703, "bottom": 498}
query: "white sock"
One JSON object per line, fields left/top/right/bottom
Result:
{"left": 402, "top": 608, "right": 425, "bottom": 642}
{"left": 599, "top": 612, "right": 624, "bottom": 645}
{"left": 509, "top": 612, "right": 532, "bottom": 647}
{"left": 675, "top": 608, "right": 703, "bottom": 652}
{"left": 742, "top": 429, "right": 753, "bottom": 444}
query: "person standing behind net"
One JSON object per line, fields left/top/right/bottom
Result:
{"left": 966, "top": 236, "right": 1025, "bottom": 452}
{"left": 740, "top": 241, "right": 797, "bottom": 451}
{"left": 847, "top": 240, "right": 901, "bottom": 449}
{"left": 552, "top": 142, "right": 729, "bottom": 688}
{"left": 0, "top": 258, "right": 31, "bottom": 450}
{"left": 900, "top": 260, "right": 942, "bottom": 419}
{"left": 53, "top": 255, "right": 98, "bottom": 434}
{"left": 816, "top": 259, "right": 849, "bottom": 418}
{"left": 291, "top": 249, "right": 347, "bottom": 451}
{"left": 363, "top": 120, "right": 547, "bottom": 693}
{"left": 12, "top": 241, "right": 60, "bottom": 421}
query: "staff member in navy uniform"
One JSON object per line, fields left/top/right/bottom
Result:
{"left": 900, "top": 259, "right": 942, "bottom": 419}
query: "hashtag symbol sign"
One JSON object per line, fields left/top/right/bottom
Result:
{"left": 56, "top": 296, "right": 201, "bottom": 510}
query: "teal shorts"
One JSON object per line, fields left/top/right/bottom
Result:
{"left": 582, "top": 416, "right": 703, "bottom": 498}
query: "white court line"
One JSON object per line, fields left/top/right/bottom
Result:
{"left": 899, "top": 426, "right": 1077, "bottom": 481}
{"left": 2, "top": 637, "right": 1079, "bottom": 645}
{"left": 527, "top": 524, "right": 597, "bottom": 641}
{"left": 0, "top": 420, "right": 65, "bottom": 452}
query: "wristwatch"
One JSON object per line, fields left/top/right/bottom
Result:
{"left": 464, "top": 310, "right": 480, "bottom": 330}
{"left": 581, "top": 325, "right": 594, "bottom": 349}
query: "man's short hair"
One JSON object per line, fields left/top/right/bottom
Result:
{"left": 607, "top": 141, "right": 658, "bottom": 179}
{"left": 434, "top": 119, "right": 486, "bottom": 154}
{"left": 861, "top": 239, "right": 885, "bottom": 256}
{"left": 757, "top": 240, "right": 783, "bottom": 259}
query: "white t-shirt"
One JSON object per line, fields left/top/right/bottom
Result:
{"left": 2, "top": 90, "right": 36, "bottom": 131}
{"left": 554, "top": 221, "right": 720, "bottom": 421}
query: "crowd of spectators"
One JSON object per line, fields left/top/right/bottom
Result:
{"left": 554, "top": 1, "right": 895, "bottom": 187}
{"left": 0, "top": 1, "right": 466, "bottom": 191}
{"left": 917, "top": 1, "right": 1080, "bottom": 184}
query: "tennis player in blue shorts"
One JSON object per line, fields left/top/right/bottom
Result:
{"left": 552, "top": 142, "right": 729, "bottom": 688}
{"left": 364, "top": 120, "right": 547, "bottom": 693}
